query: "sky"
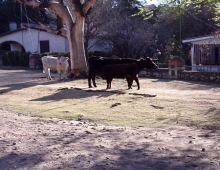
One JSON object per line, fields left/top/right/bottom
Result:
{"left": 146, "top": 0, "right": 159, "bottom": 4}
{"left": 142, "top": 0, "right": 160, "bottom": 5}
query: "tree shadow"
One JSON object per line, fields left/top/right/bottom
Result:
{"left": 1, "top": 113, "right": 220, "bottom": 170}
{"left": 0, "top": 78, "right": 68, "bottom": 95}
{"left": 30, "top": 88, "right": 118, "bottom": 101}
{"left": 0, "top": 152, "right": 45, "bottom": 170}
{"left": 151, "top": 78, "right": 220, "bottom": 90}
{"left": 0, "top": 68, "right": 53, "bottom": 90}
{"left": 1, "top": 68, "right": 220, "bottom": 169}
{"left": 1, "top": 68, "right": 139, "bottom": 100}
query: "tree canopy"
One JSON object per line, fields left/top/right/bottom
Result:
{"left": 1, "top": 0, "right": 219, "bottom": 65}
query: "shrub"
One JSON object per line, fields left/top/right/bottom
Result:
{"left": 1, "top": 51, "right": 30, "bottom": 66}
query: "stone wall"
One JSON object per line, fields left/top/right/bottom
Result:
{"left": 140, "top": 69, "right": 220, "bottom": 82}
{"left": 140, "top": 68, "right": 169, "bottom": 79}
{"left": 178, "top": 71, "right": 220, "bottom": 82}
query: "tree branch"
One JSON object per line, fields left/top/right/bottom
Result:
{"left": 83, "top": 0, "right": 97, "bottom": 15}
{"left": 33, "top": 6, "right": 66, "bottom": 36}
{"left": 15, "top": 0, "right": 73, "bottom": 37}
{"left": 71, "top": 0, "right": 85, "bottom": 16}
{"left": 16, "top": 0, "right": 41, "bottom": 7}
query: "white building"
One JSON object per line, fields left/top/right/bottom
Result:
{"left": 0, "top": 22, "right": 110, "bottom": 54}
{"left": 182, "top": 35, "right": 220, "bottom": 72}
{"left": 0, "top": 23, "right": 69, "bottom": 53}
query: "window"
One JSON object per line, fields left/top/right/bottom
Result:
{"left": 194, "top": 44, "right": 220, "bottom": 65}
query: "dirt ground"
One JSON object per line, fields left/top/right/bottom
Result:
{"left": 1, "top": 66, "right": 220, "bottom": 170}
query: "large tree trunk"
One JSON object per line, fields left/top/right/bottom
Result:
{"left": 70, "top": 16, "right": 87, "bottom": 76}
{"left": 15, "top": 0, "right": 96, "bottom": 77}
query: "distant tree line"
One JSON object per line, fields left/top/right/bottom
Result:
{"left": 85, "top": 0, "right": 220, "bottom": 63}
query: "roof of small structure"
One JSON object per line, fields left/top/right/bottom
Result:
{"left": 182, "top": 34, "right": 220, "bottom": 45}
{"left": 182, "top": 35, "right": 216, "bottom": 43}
{"left": 0, "top": 24, "right": 53, "bottom": 38}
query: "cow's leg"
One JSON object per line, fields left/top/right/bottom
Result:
{"left": 134, "top": 76, "right": 140, "bottom": 90}
{"left": 61, "top": 71, "right": 65, "bottom": 80}
{"left": 63, "top": 71, "right": 68, "bottom": 79}
{"left": 126, "top": 78, "right": 129, "bottom": 88}
{"left": 106, "top": 81, "right": 108, "bottom": 89}
{"left": 42, "top": 65, "right": 46, "bottom": 74}
{"left": 92, "top": 74, "right": 97, "bottom": 87}
{"left": 109, "top": 78, "right": 112, "bottom": 89}
{"left": 126, "top": 78, "right": 133, "bottom": 86}
{"left": 48, "top": 68, "right": 52, "bottom": 80}
{"left": 88, "top": 71, "right": 96, "bottom": 88}
{"left": 106, "top": 79, "right": 110, "bottom": 89}
{"left": 88, "top": 79, "right": 92, "bottom": 88}
{"left": 110, "top": 79, "right": 113, "bottom": 89}
{"left": 44, "top": 68, "right": 50, "bottom": 80}
{"left": 106, "top": 78, "right": 112, "bottom": 89}
{"left": 58, "top": 70, "right": 62, "bottom": 80}
{"left": 42, "top": 66, "right": 47, "bottom": 79}
{"left": 126, "top": 78, "right": 133, "bottom": 89}
{"left": 127, "top": 78, "right": 133, "bottom": 89}
{"left": 88, "top": 72, "right": 93, "bottom": 88}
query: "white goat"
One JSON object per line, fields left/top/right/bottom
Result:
{"left": 41, "top": 56, "right": 69, "bottom": 80}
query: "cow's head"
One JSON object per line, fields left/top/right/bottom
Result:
{"left": 138, "top": 57, "right": 158, "bottom": 69}
{"left": 58, "top": 56, "right": 69, "bottom": 65}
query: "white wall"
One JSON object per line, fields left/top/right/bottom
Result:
{"left": 0, "top": 28, "right": 69, "bottom": 53}
{"left": 38, "top": 31, "right": 69, "bottom": 52}
{"left": 0, "top": 27, "right": 109, "bottom": 54}
{"left": 10, "top": 42, "right": 22, "bottom": 51}
{"left": 0, "top": 31, "right": 23, "bottom": 46}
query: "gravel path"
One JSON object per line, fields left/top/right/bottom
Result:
{"left": 1, "top": 109, "right": 220, "bottom": 170}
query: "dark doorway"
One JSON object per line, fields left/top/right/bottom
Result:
{"left": 40, "top": 40, "right": 50, "bottom": 53}
{"left": 0, "top": 42, "right": 25, "bottom": 52}
{"left": 0, "top": 43, "right": 11, "bottom": 51}
{"left": 215, "top": 45, "right": 219, "bottom": 65}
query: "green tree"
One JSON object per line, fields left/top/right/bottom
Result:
{"left": 89, "top": 0, "right": 156, "bottom": 58}
{"left": 0, "top": 0, "right": 35, "bottom": 33}
{"left": 84, "top": 0, "right": 113, "bottom": 58}
{"left": 149, "top": 0, "right": 219, "bottom": 62}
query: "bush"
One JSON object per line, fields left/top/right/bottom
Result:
{"left": 1, "top": 51, "right": 30, "bottom": 66}
{"left": 157, "top": 63, "right": 168, "bottom": 68}
{"left": 88, "top": 50, "right": 112, "bottom": 58}
{"left": 0, "top": 51, "right": 71, "bottom": 67}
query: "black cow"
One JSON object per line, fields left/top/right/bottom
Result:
{"left": 88, "top": 56, "right": 158, "bottom": 88}
{"left": 97, "top": 63, "right": 139, "bottom": 89}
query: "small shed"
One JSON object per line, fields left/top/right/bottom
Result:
{"left": 168, "top": 56, "right": 185, "bottom": 78}
{"left": 182, "top": 35, "right": 220, "bottom": 72}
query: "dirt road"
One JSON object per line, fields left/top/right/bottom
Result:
{"left": 0, "top": 67, "right": 220, "bottom": 170}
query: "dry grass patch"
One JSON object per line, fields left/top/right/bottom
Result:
{"left": 0, "top": 68, "right": 220, "bottom": 128}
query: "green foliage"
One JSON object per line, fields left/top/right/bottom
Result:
{"left": 88, "top": 51, "right": 111, "bottom": 58}
{"left": 1, "top": 0, "right": 219, "bottom": 65}
{"left": 0, "top": 0, "right": 53, "bottom": 34}
{"left": 0, "top": 51, "right": 71, "bottom": 67}
{"left": 0, "top": 0, "right": 35, "bottom": 33}
{"left": 39, "top": 52, "right": 70, "bottom": 57}
{"left": 146, "top": 0, "right": 220, "bottom": 62}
